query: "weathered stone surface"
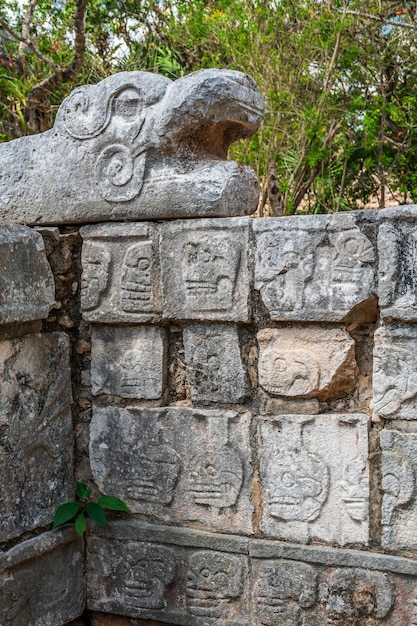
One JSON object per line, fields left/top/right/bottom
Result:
{"left": 0, "top": 70, "right": 263, "bottom": 225}
{"left": 87, "top": 521, "right": 417, "bottom": 626}
{"left": 378, "top": 206, "right": 417, "bottom": 321}
{"left": 253, "top": 214, "right": 377, "bottom": 322}
{"left": 373, "top": 323, "right": 417, "bottom": 419}
{"left": 381, "top": 429, "right": 417, "bottom": 549}
{"left": 90, "top": 407, "right": 252, "bottom": 534}
{"left": 160, "top": 218, "right": 250, "bottom": 322}
{"left": 0, "top": 332, "right": 74, "bottom": 541}
{"left": 259, "top": 414, "right": 369, "bottom": 545}
{"left": 252, "top": 559, "right": 318, "bottom": 626}
{"left": 0, "top": 225, "right": 55, "bottom": 324}
{"left": 87, "top": 521, "right": 250, "bottom": 625}
{"left": 0, "top": 528, "right": 84, "bottom": 625}
{"left": 251, "top": 557, "right": 410, "bottom": 626}
{"left": 91, "top": 325, "right": 166, "bottom": 399}
{"left": 249, "top": 537, "right": 417, "bottom": 574}
{"left": 80, "top": 223, "right": 161, "bottom": 323}
{"left": 183, "top": 324, "right": 248, "bottom": 403}
{"left": 257, "top": 326, "right": 357, "bottom": 400}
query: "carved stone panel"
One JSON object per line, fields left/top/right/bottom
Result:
{"left": 253, "top": 215, "right": 376, "bottom": 322}
{"left": 183, "top": 324, "right": 249, "bottom": 403}
{"left": 381, "top": 429, "right": 417, "bottom": 549}
{"left": 0, "top": 333, "right": 74, "bottom": 542}
{"left": 258, "top": 414, "right": 369, "bottom": 544}
{"left": 87, "top": 520, "right": 250, "bottom": 625}
{"left": 80, "top": 222, "right": 161, "bottom": 323}
{"left": 378, "top": 210, "right": 417, "bottom": 321}
{"left": 0, "top": 225, "right": 55, "bottom": 324}
{"left": 160, "top": 218, "right": 250, "bottom": 322}
{"left": 251, "top": 553, "right": 414, "bottom": 626}
{"left": 88, "top": 539, "right": 177, "bottom": 616}
{"left": 0, "top": 528, "right": 84, "bottom": 626}
{"left": 186, "top": 551, "right": 246, "bottom": 619}
{"left": 252, "top": 559, "right": 319, "bottom": 626}
{"left": 91, "top": 325, "right": 166, "bottom": 399}
{"left": 373, "top": 323, "right": 417, "bottom": 419}
{"left": 0, "top": 69, "right": 264, "bottom": 225}
{"left": 257, "top": 326, "right": 357, "bottom": 400}
{"left": 90, "top": 406, "right": 252, "bottom": 534}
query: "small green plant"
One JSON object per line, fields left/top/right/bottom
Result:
{"left": 53, "top": 482, "right": 130, "bottom": 536}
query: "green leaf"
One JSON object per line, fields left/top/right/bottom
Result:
{"left": 75, "top": 512, "right": 87, "bottom": 536}
{"left": 86, "top": 502, "right": 107, "bottom": 527}
{"left": 76, "top": 482, "right": 92, "bottom": 500}
{"left": 97, "top": 496, "right": 130, "bottom": 512}
{"left": 53, "top": 501, "right": 80, "bottom": 528}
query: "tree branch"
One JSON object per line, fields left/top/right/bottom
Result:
{"left": 346, "top": 9, "right": 417, "bottom": 31}
{"left": 18, "top": 0, "right": 38, "bottom": 60}
{"left": 62, "top": 0, "right": 88, "bottom": 82}
{"left": 28, "top": 0, "right": 88, "bottom": 103}
{"left": 0, "top": 16, "right": 59, "bottom": 71}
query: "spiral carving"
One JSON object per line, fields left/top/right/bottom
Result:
{"left": 62, "top": 86, "right": 111, "bottom": 139}
{"left": 95, "top": 144, "right": 145, "bottom": 202}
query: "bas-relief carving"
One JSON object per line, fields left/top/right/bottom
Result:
{"left": 252, "top": 559, "right": 398, "bottom": 626}
{"left": 91, "top": 325, "right": 165, "bottom": 399}
{"left": 87, "top": 540, "right": 177, "bottom": 615}
{"left": 183, "top": 324, "right": 248, "bottom": 403}
{"left": 260, "top": 416, "right": 330, "bottom": 525}
{"left": 121, "top": 241, "right": 153, "bottom": 312}
{"left": 160, "top": 219, "right": 250, "bottom": 322}
{"left": 123, "top": 542, "right": 177, "bottom": 610}
{"left": 0, "top": 226, "right": 55, "bottom": 324}
{"left": 90, "top": 406, "right": 252, "bottom": 533}
{"left": 257, "top": 327, "right": 357, "bottom": 400}
{"left": 254, "top": 218, "right": 376, "bottom": 322}
{"left": 186, "top": 551, "right": 246, "bottom": 619}
{"left": 0, "top": 70, "right": 264, "bottom": 224}
{"left": 0, "top": 333, "right": 74, "bottom": 541}
{"left": 259, "top": 414, "right": 369, "bottom": 544}
{"left": 381, "top": 430, "right": 417, "bottom": 549}
{"left": 81, "top": 241, "right": 111, "bottom": 311}
{"left": 253, "top": 560, "right": 318, "bottom": 626}
{"left": 378, "top": 219, "right": 417, "bottom": 321}
{"left": 0, "top": 535, "right": 84, "bottom": 625}
{"left": 373, "top": 324, "right": 417, "bottom": 419}
{"left": 323, "top": 568, "right": 394, "bottom": 626}
{"left": 186, "top": 414, "right": 244, "bottom": 512}
{"left": 91, "top": 408, "right": 181, "bottom": 506}
{"left": 80, "top": 223, "right": 161, "bottom": 323}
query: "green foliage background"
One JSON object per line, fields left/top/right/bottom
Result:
{"left": 1, "top": 0, "right": 417, "bottom": 214}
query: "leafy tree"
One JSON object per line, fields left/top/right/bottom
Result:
{"left": 2, "top": 0, "right": 417, "bottom": 214}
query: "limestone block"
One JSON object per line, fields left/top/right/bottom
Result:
{"left": 373, "top": 323, "right": 417, "bottom": 419}
{"left": 87, "top": 520, "right": 250, "bottom": 625}
{"left": 253, "top": 214, "right": 376, "bottom": 322}
{"left": 257, "top": 326, "right": 357, "bottom": 400}
{"left": 0, "top": 332, "right": 74, "bottom": 541}
{"left": 251, "top": 555, "right": 410, "bottom": 626}
{"left": 183, "top": 324, "right": 248, "bottom": 403}
{"left": 381, "top": 429, "right": 417, "bottom": 549}
{"left": 91, "top": 325, "right": 166, "bottom": 399}
{"left": 80, "top": 223, "right": 161, "bottom": 323}
{"left": 0, "top": 225, "right": 55, "bottom": 324}
{"left": 160, "top": 218, "right": 250, "bottom": 322}
{"left": 0, "top": 528, "right": 84, "bottom": 625}
{"left": 378, "top": 207, "right": 417, "bottom": 321}
{"left": 0, "top": 70, "right": 264, "bottom": 225}
{"left": 258, "top": 413, "right": 369, "bottom": 545}
{"left": 90, "top": 406, "right": 253, "bottom": 534}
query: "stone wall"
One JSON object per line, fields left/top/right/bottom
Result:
{"left": 3, "top": 69, "right": 417, "bottom": 626}
{"left": 3, "top": 207, "right": 417, "bottom": 624}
